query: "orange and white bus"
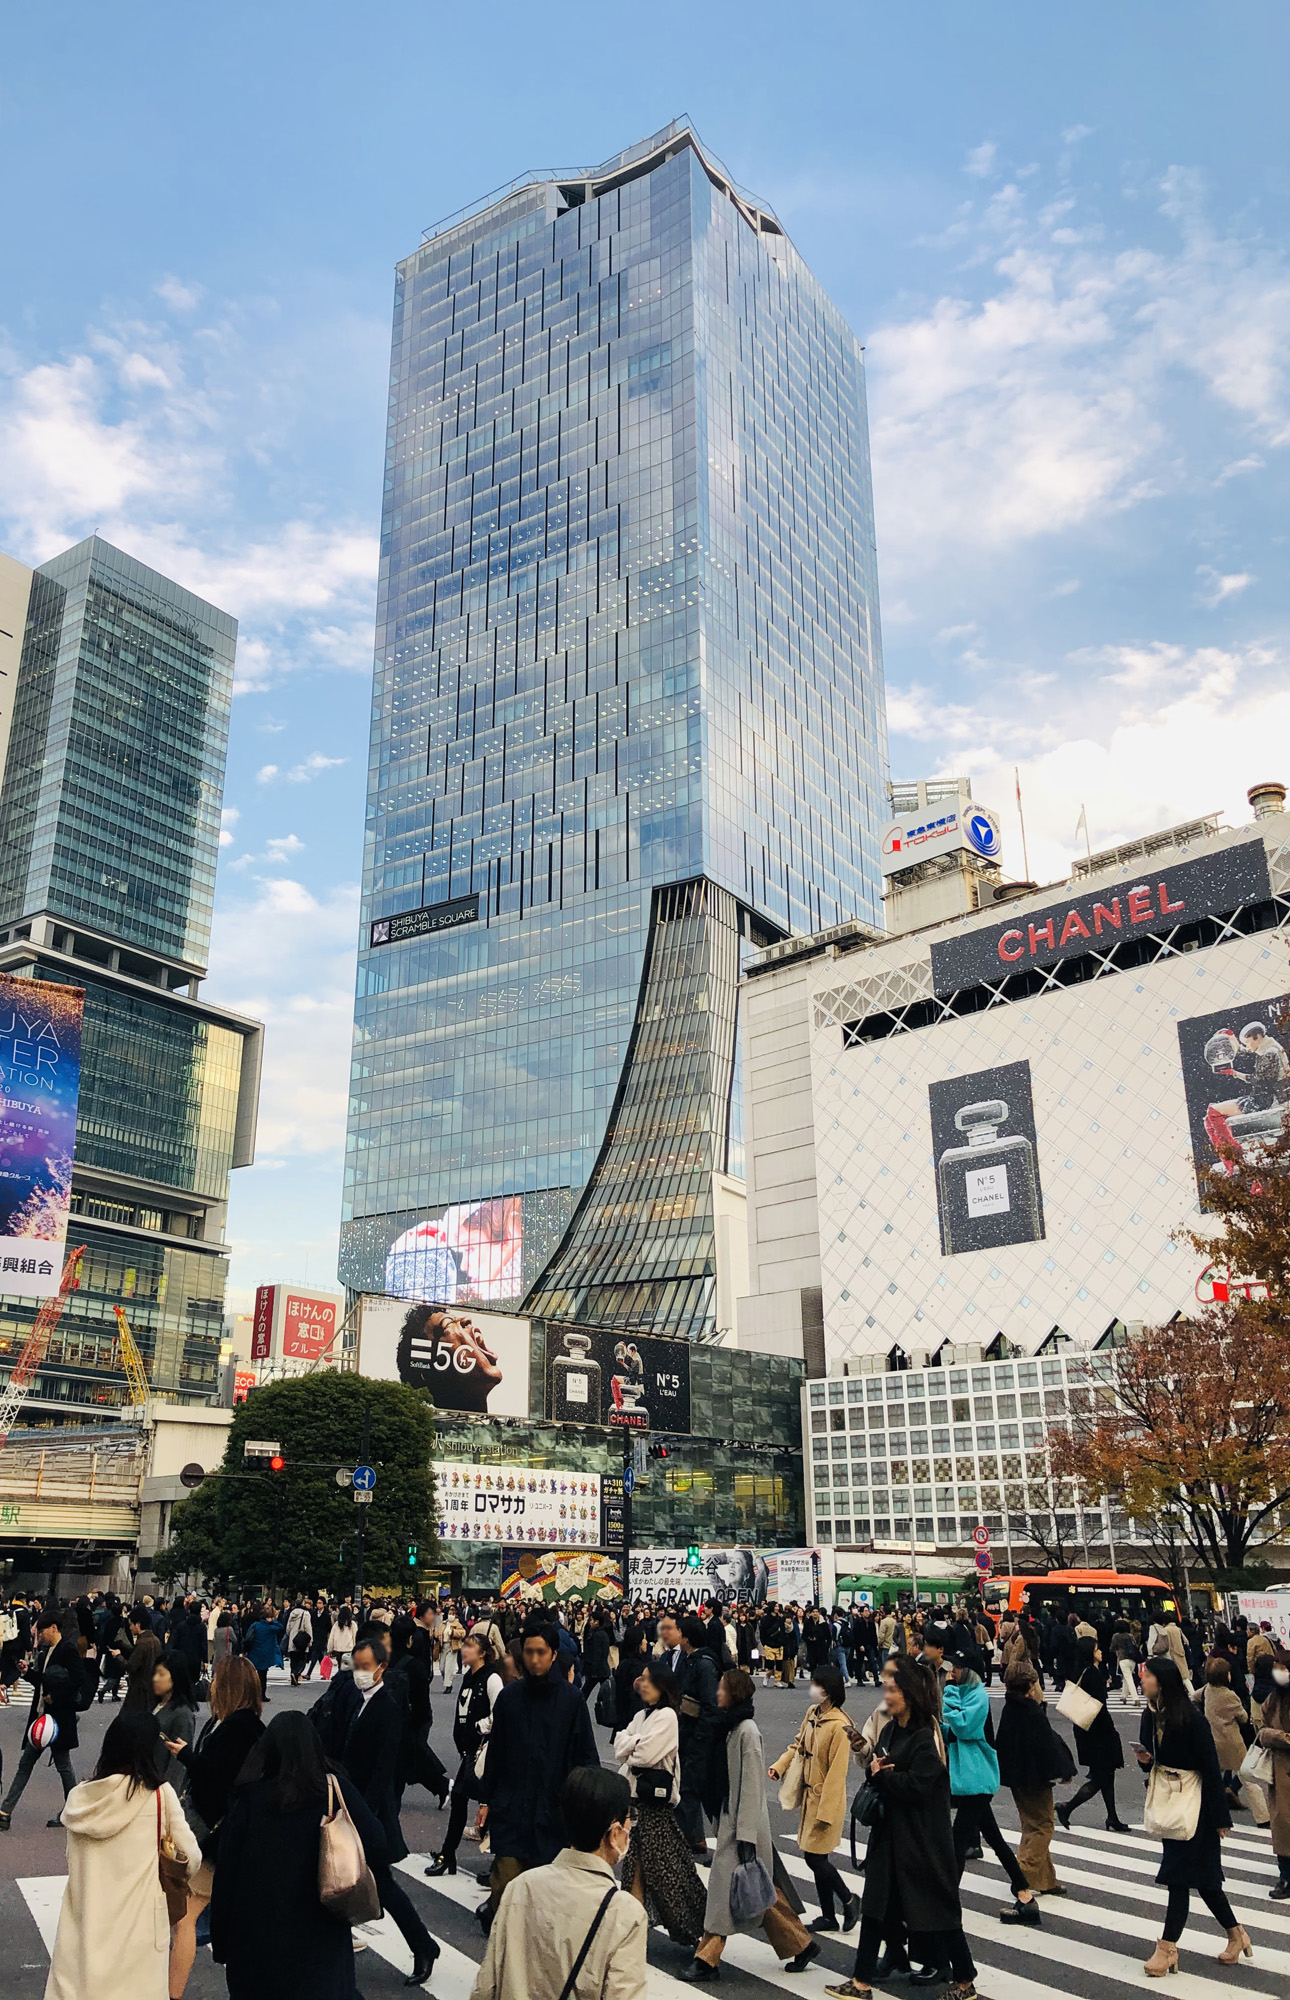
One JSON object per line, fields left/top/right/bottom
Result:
{"left": 983, "top": 1569, "right": 1177, "bottom": 1630}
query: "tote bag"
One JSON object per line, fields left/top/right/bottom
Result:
{"left": 778, "top": 1748, "right": 805, "bottom": 1814}
{"left": 318, "top": 1773, "right": 380, "bottom": 1923}
{"left": 1239, "top": 1741, "right": 1275, "bottom": 1788}
{"left": 1055, "top": 1680, "right": 1103, "bottom": 1732}
{"left": 1143, "top": 1763, "right": 1202, "bottom": 1842}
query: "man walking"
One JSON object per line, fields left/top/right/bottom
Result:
{"left": 0, "top": 1608, "right": 96, "bottom": 1830}
{"left": 674, "top": 1615, "right": 719, "bottom": 1855}
{"left": 343, "top": 1632, "right": 440, "bottom": 1986}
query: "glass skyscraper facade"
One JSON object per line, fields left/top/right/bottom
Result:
{"left": 0, "top": 536, "right": 262, "bottom": 1424}
{"left": 344, "top": 120, "right": 887, "bottom": 1340}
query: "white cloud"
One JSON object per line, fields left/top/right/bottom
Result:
{"left": 287, "top": 752, "right": 347, "bottom": 782}
{"left": 265, "top": 834, "right": 306, "bottom": 860}
{"left": 154, "top": 277, "right": 204, "bottom": 312}
{"left": 219, "top": 807, "right": 239, "bottom": 848}
{"left": 1196, "top": 565, "right": 1254, "bottom": 606}
{"left": 255, "top": 764, "right": 279, "bottom": 784}
{"left": 964, "top": 141, "right": 998, "bottom": 180}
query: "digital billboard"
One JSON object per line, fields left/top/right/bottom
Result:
{"left": 0, "top": 973, "right": 84, "bottom": 1297}
{"left": 357, "top": 1298, "right": 532, "bottom": 1419}
{"left": 433, "top": 1459, "right": 601, "bottom": 1547}
{"left": 544, "top": 1323, "right": 692, "bottom": 1432}
{"left": 628, "top": 1546, "right": 820, "bottom": 1607}
{"left": 384, "top": 1195, "right": 523, "bottom": 1304}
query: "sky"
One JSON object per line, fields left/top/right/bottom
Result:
{"left": 1, "top": 2, "right": 1287, "bottom": 1311}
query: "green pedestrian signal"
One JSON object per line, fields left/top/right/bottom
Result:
{"left": 407, "top": 1542, "right": 419, "bottom": 1567}
{"left": 687, "top": 1545, "right": 701, "bottom": 1570}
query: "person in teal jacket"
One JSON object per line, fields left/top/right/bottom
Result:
{"left": 942, "top": 1655, "right": 1040, "bottom": 1928}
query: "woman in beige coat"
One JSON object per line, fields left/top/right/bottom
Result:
{"left": 769, "top": 1665, "right": 860, "bottom": 1934}
{"left": 46, "top": 1708, "right": 200, "bottom": 2000}
{"left": 1256, "top": 1653, "right": 1290, "bottom": 1896}
{"left": 1199, "top": 1658, "right": 1270, "bottom": 1826}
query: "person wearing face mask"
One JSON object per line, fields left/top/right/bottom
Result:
{"left": 1256, "top": 1649, "right": 1290, "bottom": 1898}
{"left": 768, "top": 1665, "right": 860, "bottom": 1934}
{"left": 471, "top": 1765, "right": 646, "bottom": 2000}
{"left": 341, "top": 1634, "right": 441, "bottom": 1986}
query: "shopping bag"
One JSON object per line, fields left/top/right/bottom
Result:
{"left": 1055, "top": 1680, "right": 1103, "bottom": 1732}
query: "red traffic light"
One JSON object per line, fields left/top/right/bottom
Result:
{"left": 269, "top": 1454, "right": 285, "bottom": 1472}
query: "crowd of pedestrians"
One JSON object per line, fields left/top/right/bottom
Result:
{"left": 2, "top": 1582, "right": 1288, "bottom": 1998}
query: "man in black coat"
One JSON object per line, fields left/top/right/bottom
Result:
{"left": 342, "top": 1633, "right": 439, "bottom": 1985}
{"left": 674, "top": 1615, "right": 719, "bottom": 1854}
{"left": 476, "top": 1624, "right": 598, "bottom": 1922}
{"left": 0, "top": 1608, "right": 96, "bottom": 1829}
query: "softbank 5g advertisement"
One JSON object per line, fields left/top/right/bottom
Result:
{"left": 357, "top": 1298, "right": 533, "bottom": 1419}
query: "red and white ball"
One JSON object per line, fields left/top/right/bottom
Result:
{"left": 29, "top": 1712, "right": 59, "bottom": 1750}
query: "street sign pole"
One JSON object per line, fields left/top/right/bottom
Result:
{"left": 355, "top": 1399, "right": 371, "bottom": 1605}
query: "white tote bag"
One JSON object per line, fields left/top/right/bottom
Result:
{"left": 1055, "top": 1680, "right": 1104, "bottom": 1732}
{"left": 1240, "top": 1741, "right": 1275, "bottom": 1788}
{"left": 1143, "top": 1763, "right": 1202, "bottom": 1842}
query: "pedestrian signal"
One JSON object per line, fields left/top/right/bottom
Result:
{"left": 407, "top": 1542, "right": 419, "bottom": 1567}
{"left": 686, "top": 1545, "right": 701, "bottom": 1569}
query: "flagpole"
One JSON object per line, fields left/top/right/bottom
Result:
{"left": 1015, "top": 766, "right": 1031, "bottom": 882}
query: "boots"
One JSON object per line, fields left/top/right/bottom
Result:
{"left": 1144, "top": 1940, "right": 1178, "bottom": 1977}
{"left": 1217, "top": 1927, "right": 1252, "bottom": 1964}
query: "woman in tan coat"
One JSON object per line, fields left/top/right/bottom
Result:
{"left": 1256, "top": 1651, "right": 1290, "bottom": 1896}
{"left": 46, "top": 1708, "right": 200, "bottom": 2000}
{"left": 769, "top": 1665, "right": 860, "bottom": 1934}
{"left": 1200, "top": 1657, "right": 1270, "bottom": 1826}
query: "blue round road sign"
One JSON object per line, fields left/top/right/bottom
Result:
{"left": 623, "top": 1466, "right": 635, "bottom": 1496}
{"left": 353, "top": 1464, "right": 376, "bottom": 1491}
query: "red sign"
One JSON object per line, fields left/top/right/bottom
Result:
{"left": 233, "top": 1370, "right": 256, "bottom": 1405}
{"left": 281, "top": 1291, "right": 337, "bottom": 1359}
{"left": 974, "top": 1550, "right": 992, "bottom": 1571}
{"left": 251, "top": 1284, "right": 275, "bottom": 1360}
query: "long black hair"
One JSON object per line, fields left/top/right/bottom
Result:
{"left": 237, "top": 1710, "right": 335, "bottom": 1814}
{"left": 94, "top": 1709, "right": 163, "bottom": 1793}
{"left": 883, "top": 1654, "right": 938, "bottom": 1734}
{"left": 1145, "top": 1655, "right": 1194, "bottom": 1731}
{"left": 154, "top": 1647, "right": 195, "bottom": 1709}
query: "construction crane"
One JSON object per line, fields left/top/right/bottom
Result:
{"left": 0, "top": 1245, "right": 86, "bottom": 1452}
{"left": 113, "top": 1304, "right": 151, "bottom": 1406}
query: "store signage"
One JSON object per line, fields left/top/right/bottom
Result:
{"left": 928, "top": 839, "right": 1271, "bottom": 997}
{"left": 880, "top": 803, "right": 1001, "bottom": 878}
{"left": 433, "top": 1459, "right": 602, "bottom": 1547}
{"left": 369, "top": 894, "right": 480, "bottom": 948}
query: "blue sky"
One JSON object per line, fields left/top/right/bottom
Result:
{"left": 2, "top": 3, "right": 1287, "bottom": 1308}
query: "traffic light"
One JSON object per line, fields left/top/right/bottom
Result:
{"left": 269, "top": 1453, "right": 286, "bottom": 1473}
{"left": 647, "top": 1443, "right": 670, "bottom": 1461}
{"left": 407, "top": 1542, "right": 419, "bottom": 1568}
{"left": 686, "top": 1545, "right": 701, "bottom": 1570}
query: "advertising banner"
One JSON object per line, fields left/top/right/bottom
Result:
{"left": 545, "top": 1323, "right": 692, "bottom": 1432}
{"left": 500, "top": 1548, "right": 623, "bottom": 1604}
{"left": 383, "top": 1195, "right": 523, "bottom": 1305}
{"left": 1176, "top": 994, "right": 1290, "bottom": 1208}
{"left": 927, "top": 838, "right": 1271, "bottom": 997}
{"left": 880, "top": 802, "right": 1001, "bottom": 876}
{"left": 1236, "top": 1591, "right": 1290, "bottom": 1648}
{"left": 358, "top": 1298, "right": 531, "bottom": 1419}
{"left": 628, "top": 1546, "right": 820, "bottom": 1607}
{"left": 929, "top": 1060, "right": 1045, "bottom": 1256}
{"left": 433, "top": 1459, "right": 601, "bottom": 1547}
{"left": 0, "top": 973, "right": 84, "bottom": 1298}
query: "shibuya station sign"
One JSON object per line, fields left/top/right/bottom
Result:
{"left": 928, "top": 839, "right": 1271, "bottom": 998}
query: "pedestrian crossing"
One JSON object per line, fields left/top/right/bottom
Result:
{"left": 16, "top": 1817, "right": 1290, "bottom": 2000}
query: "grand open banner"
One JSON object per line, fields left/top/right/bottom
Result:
{"left": 0, "top": 973, "right": 84, "bottom": 1297}
{"left": 628, "top": 1546, "right": 820, "bottom": 1607}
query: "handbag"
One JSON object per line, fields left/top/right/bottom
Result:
{"left": 633, "top": 1763, "right": 674, "bottom": 1804}
{"left": 318, "top": 1773, "right": 381, "bottom": 1923}
{"left": 1056, "top": 1680, "right": 1104, "bottom": 1732}
{"left": 558, "top": 1885, "right": 617, "bottom": 2000}
{"left": 1143, "top": 1763, "right": 1203, "bottom": 1842}
{"left": 156, "top": 1789, "right": 190, "bottom": 1926}
{"left": 1240, "top": 1741, "right": 1275, "bottom": 1787}
{"left": 778, "top": 1747, "right": 805, "bottom": 1814}
{"left": 730, "top": 1853, "right": 776, "bottom": 1923}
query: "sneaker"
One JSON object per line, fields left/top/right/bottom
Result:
{"left": 809, "top": 1915, "right": 840, "bottom": 1933}
{"left": 999, "top": 1899, "right": 1040, "bottom": 1926}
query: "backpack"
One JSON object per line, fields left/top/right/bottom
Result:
{"left": 0, "top": 1611, "right": 17, "bottom": 1645}
{"left": 594, "top": 1675, "right": 617, "bottom": 1730}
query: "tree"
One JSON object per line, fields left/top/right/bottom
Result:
{"left": 158, "top": 1372, "right": 435, "bottom": 1597}
{"left": 1049, "top": 1306, "right": 1290, "bottom": 1580}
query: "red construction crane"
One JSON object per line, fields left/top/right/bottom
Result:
{"left": 0, "top": 1246, "right": 86, "bottom": 1451}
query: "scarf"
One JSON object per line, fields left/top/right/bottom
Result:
{"left": 704, "top": 1697, "right": 756, "bottom": 1820}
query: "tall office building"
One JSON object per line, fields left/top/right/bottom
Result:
{"left": 343, "top": 119, "right": 887, "bottom": 1341}
{"left": 0, "top": 536, "right": 262, "bottom": 1424}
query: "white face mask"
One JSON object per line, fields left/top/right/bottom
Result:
{"left": 1273, "top": 1668, "right": 1290, "bottom": 1687}
{"left": 352, "top": 1668, "right": 378, "bottom": 1691}
{"left": 809, "top": 1685, "right": 828, "bottom": 1706}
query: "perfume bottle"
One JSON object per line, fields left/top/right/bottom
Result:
{"left": 550, "top": 1329, "right": 602, "bottom": 1422}
{"left": 936, "top": 1097, "right": 1043, "bottom": 1254}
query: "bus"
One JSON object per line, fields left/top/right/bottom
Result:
{"left": 983, "top": 1569, "right": 1177, "bottom": 1630}
{"left": 835, "top": 1570, "right": 971, "bottom": 1612}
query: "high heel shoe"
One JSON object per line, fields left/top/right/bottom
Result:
{"left": 1144, "top": 1940, "right": 1178, "bottom": 1977}
{"left": 424, "top": 1852, "right": 456, "bottom": 1877}
{"left": 1056, "top": 1803, "right": 1072, "bottom": 1830}
{"left": 1105, "top": 1817, "right": 1131, "bottom": 1833}
{"left": 1217, "top": 1926, "right": 1252, "bottom": 1964}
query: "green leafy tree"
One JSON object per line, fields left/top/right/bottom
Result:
{"left": 157, "top": 1372, "right": 435, "bottom": 1597}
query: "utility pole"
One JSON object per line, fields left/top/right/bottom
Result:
{"left": 355, "top": 1398, "right": 371, "bottom": 1606}
{"left": 622, "top": 1437, "right": 634, "bottom": 1606}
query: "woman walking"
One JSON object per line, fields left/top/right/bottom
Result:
{"left": 326, "top": 1603, "right": 356, "bottom": 1675}
{"left": 211, "top": 1709, "right": 387, "bottom": 1999}
{"left": 45, "top": 1709, "right": 201, "bottom": 2000}
{"left": 679, "top": 1666, "right": 818, "bottom": 1982}
{"left": 151, "top": 1650, "right": 198, "bottom": 1796}
{"left": 424, "top": 1629, "right": 503, "bottom": 1878}
{"left": 1136, "top": 1656, "right": 1248, "bottom": 1972}
{"left": 1200, "top": 1657, "right": 1269, "bottom": 1826}
{"left": 241, "top": 1604, "right": 283, "bottom": 1702}
{"left": 768, "top": 1664, "right": 860, "bottom": 1934}
{"left": 994, "top": 1658, "right": 1070, "bottom": 1905}
{"left": 1256, "top": 1647, "right": 1290, "bottom": 1897}
{"left": 824, "top": 1656, "right": 977, "bottom": 2000}
{"left": 163, "top": 1655, "right": 265, "bottom": 1999}
{"left": 1110, "top": 1622, "right": 1140, "bottom": 1706}
{"left": 614, "top": 1660, "right": 707, "bottom": 1945}
{"left": 1056, "top": 1637, "right": 1129, "bottom": 1832}
{"left": 942, "top": 1654, "right": 1038, "bottom": 1924}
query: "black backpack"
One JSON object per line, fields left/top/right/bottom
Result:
{"left": 594, "top": 1676, "right": 617, "bottom": 1730}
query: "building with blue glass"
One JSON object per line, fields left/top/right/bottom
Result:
{"left": 0, "top": 536, "right": 262, "bottom": 1425}
{"left": 343, "top": 119, "right": 888, "bottom": 1343}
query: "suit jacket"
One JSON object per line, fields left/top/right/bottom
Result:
{"left": 25, "top": 1637, "right": 94, "bottom": 1751}
{"left": 342, "top": 1682, "right": 408, "bottom": 1863}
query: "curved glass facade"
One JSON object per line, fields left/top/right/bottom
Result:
{"left": 343, "top": 121, "right": 887, "bottom": 1334}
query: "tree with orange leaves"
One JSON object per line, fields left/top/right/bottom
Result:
{"left": 1050, "top": 1305, "right": 1290, "bottom": 1579}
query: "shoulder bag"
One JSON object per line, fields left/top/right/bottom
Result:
{"left": 318, "top": 1773, "right": 381, "bottom": 1923}
{"left": 156, "top": 1789, "right": 190, "bottom": 1926}
{"left": 1143, "top": 1761, "right": 1203, "bottom": 1842}
{"left": 1055, "top": 1680, "right": 1103, "bottom": 1732}
{"left": 558, "top": 1884, "right": 618, "bottom": 2000}
{"left": 633, "top": 1763, "right": 674, "bottom": 1804}
{"left": 778, "top": 1744, "right": 805, "bottom": 1813}
{"left": 1239, "top": 1741, "right": 1275, "bottom": 1788}
{"left": 730, "top": 1853, "right": 776, "bottom": 1923}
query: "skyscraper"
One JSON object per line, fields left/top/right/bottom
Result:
{"left": 0, "top": 535, "right": 262, "bottom": 1423}
{"left": 343, "top": 119, "right": 887, "bottom": 1341}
